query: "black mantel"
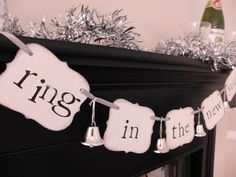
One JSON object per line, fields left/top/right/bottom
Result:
{"left": 0, "top": 36, "right": 235, "bottom": 177}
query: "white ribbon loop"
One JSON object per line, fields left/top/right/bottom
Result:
{"left": 89, "top": 97, "right": 98, "bottom": 126}
{"left": 0, "top": 31, "right": 33, "bottom": 56}
{"left": 151, "top": 116, "right": 170, "bottom": 122}
{"left": 191, "top": 107, "right": 204, "bottom": 115}
{"left": 80, "top": 88, "right": 119, "bottom": 110}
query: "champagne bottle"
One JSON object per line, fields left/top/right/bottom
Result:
{"left": 201, "top": 0, "right": 225, "bottom": 43}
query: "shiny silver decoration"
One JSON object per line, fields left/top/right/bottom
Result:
{"left": 223, "top": 90, "right": 231, "bottom": 112}
{"left": 81, "top": 126, "right": 104, "bottom": 148}
{"left": 7, "top": 15, "right": 25, "bottom": 35}
{"left": 154, "top": 117, "right": 169, "bottom": 154}
{"left": 223, "top": 101, "right": 231, "bottom": 112}
{"left": 0, "top": 11, "right": 24, "bottom": 35}
{"left": 195, "top": 110, "right": 206, "bottom": 137}
{"left": 154, "top": 138, "right": 169, "bottom": 154}
{"left": 29, "top": 6, "right": 141, "bottom": 50}
{"left": 156, "top": 30, "right": 236, "bottom": 71}
{"left": 0, "top": 0, "right": 8, "bottom": 31}
{"left": 81, "top": 98, "right": 104, "bottom": 148}
{"left": 195, "top": 124, "right": 206, "bottom": 137}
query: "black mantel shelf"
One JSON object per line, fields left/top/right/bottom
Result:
{"left": 0, "top": 36, "right": 235, "bottom": 177}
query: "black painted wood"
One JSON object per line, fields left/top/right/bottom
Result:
{"left": 0, "top": 36, "right": 234, "bottom": 177}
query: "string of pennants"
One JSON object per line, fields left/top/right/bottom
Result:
{"left": 0, "top": 32, "right": 235, "bottom": 154}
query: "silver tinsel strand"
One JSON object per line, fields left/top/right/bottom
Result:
{"left": 2, "top": 4, "right": 236, "bottom": 71}
{"left": 29, "top": 6, "right": 141, "bottom": 50}
{"left": 7, "top": 15, "right": 25, "bottom": 36}
{"left": 156, "top": 32, "right": 236, "bottom": 71}
{"left": 0, "top": 13, "right": 24, "bottom": 35}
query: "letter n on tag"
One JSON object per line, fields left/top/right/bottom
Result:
{"left": 225, "top": 69, "right": 236, "bottom": 102}
{"left": 201, "top": 91, "right": 224, "bottom": 130}
{"left": 103, "top": 99, "right": 155, "bottom": 154}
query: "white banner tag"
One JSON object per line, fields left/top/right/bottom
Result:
{"left": 0, "top": 43, "right": 90, "bottom": 131}
{"left": 201, "top": 91, "right": 224, "bottom": 130}
{"left": 225, "top": 69, "right": 236, "bottom": 102}
{"left": 103, "top": 99, "right": 155, "bottom": 154}
{"left": 166, "top": 107, "right": 195, "bottom": 150}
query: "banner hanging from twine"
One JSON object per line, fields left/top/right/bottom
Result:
{"left": 0, "top": 32, "right": 235, "bottom": 153}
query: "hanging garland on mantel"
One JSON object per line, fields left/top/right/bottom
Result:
{"left": 3, "top": 15, "right": 24, "bottom": 36}
{"left": 3, "top": 5, "right": 236, "bottom": 71}
{"left": 155, "top": 32, "right": 236, "bottom": 71}
{"left": 7, "top": 6, "right": 141, "bottom": 50}
{"left": 0, "top": 31, "right": 236, "bottom": 154}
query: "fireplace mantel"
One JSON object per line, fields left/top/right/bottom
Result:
{"left": 0, "top": 36, "right": 234, "bottom": 177}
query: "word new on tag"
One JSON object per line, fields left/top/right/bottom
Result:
{"left": 201, "top": 91, "right": 224, "bottom": 130}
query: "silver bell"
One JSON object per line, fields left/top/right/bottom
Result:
{"left": 81, "top": 126, "right": 104, "bottom": 148}
{"left": 195, "top": 124, "right": 206, "bottom": 137}
{"left": 224, "top": 101, "right": 231, "bottom": 112}
{"left": 154, "top": 138, "right": 169, "bottom": 154}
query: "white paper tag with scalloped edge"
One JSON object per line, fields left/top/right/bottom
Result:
{"left": 103, "top": 99, "right": 155, "bottom": 154}
{"left": 166, "top": 107, "right": 194, "bottom": 150}
{"left": 225, "top": 69, "right": 236, "bottom": 102}
{"left": 201, "top": 91, "right": 224, "bottom": 130}
{"left": 0, "top": 43, "right": 90, "bottom": 131}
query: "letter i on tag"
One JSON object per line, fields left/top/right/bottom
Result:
{"left": 104, "top": 99, "right": 155, "bottom": 154}
{"left": 0, "top": 33, "right": 90, "bottom": 131}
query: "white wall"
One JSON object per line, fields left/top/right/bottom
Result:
{"left": 6, "top": 1, "right": 236, "bottom": 177}
{"left": 214, "top": 108, "right": 236, "bottom": 177}
{"left": 7, "top": 0, "right": 236, "bottom": 49}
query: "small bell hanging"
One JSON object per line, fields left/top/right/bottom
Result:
{"left": 223, "top": 101, "right": 231, "bottom": 111}
{"left": 81, "top": 126, "right": 104, "bottom": 148}
{"left": 154, "top": 117, "right": 169, "bottom": 154}
{"left": 223, "top": 90, "right": 231, "bottom": 112}
{"left": 195, "top": 124, "right": 206, "bottom": 137}
{"left": 154, "top": 138, "right": 169, "bottom": 154}
{"left": 81, "top": 98, "right": 104, "bottom": 148}
{"left": 195, "top": 110, "right": 206, "bottom": 137}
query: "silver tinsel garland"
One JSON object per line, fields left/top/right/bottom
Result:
{"left": 2, "top": 4, "right": 236, "bottom": 71}
{"left": 0, "top": 14, "right": 25, "bottom": 35}
{"left": 29, "top": 6, "right": 141, "bottom": 50}
{"left": 156, "top": 32, "right": 236, "bottom": 71}
{"left": 7, "top": 15, "right": 25, "bottom": 36}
